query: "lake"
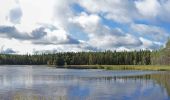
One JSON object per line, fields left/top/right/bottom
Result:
{"left": 0, "top": 65, "right": 169, "bottom": 100}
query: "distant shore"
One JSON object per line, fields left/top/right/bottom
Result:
{"left": 55, "top": 65, "right": 170, "bottom": 71}
{"left": 0, "top": 65, "right": 170, "bottom": 71}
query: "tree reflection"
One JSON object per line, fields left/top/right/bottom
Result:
{"left": 150, "top": 72, "right": 170, "bottom": 96}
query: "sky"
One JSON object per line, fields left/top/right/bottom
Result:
{"left": 0, "top": 0, "right": 170, "bottom": 54}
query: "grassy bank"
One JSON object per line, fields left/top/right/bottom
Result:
{"left": 60, "top": 65, "right": 170, "bottom": 71}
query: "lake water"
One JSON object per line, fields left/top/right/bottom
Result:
{"left": 0, "top": 65, "right": 169, "bottom": 100}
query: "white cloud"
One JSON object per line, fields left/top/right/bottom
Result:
{"left": 70, "top": 12, "right": 142, "bottom": 50}
{"left": 131, "top": 23, "right": 169, "bottom": 41}
{"left": 139, "top": 37, "right": 163, "bottom": 50}
{"left": 69, "top": 12, "right": 100, "bottom": 29}
{"left": 0, "top": 37, "right": 33, "bottom": 54}
{"left": 0, "top": 37, "right": 79, "bottom": 54}
{"left": 88, "top": 33, "right": 142, "bottom": 50}
{"left": 69, "top": 12, "right": 101, "bottom": 37}
{"left": 32, "top": 28, "right": 79, "bottom": 45}
{"left": 135, "top": 0, "right": 170, "bottom": 22}
{"left": 33, "top": 43, "right": 99, "bottom": 54}
{"left": 135, "top": 0, "right": 161, "bottom": 19}
{"left": 0, "top": 25, "right": 79, "bottom": 45}
{"left": 77, "top": 0, "right": 170, "bottom": 23}
{"left": 0, "top": 0, "right": 170, "bottom": 53}
{"left": 19, "top": 0, "right": 55, "bottom": 25}
{"left": 53, "top": 0, "right": 76, "bottom": 30}
{"left": 78, "top": 0, "right": 137, "bottom": 23}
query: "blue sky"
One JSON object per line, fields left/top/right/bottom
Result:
{"left": 0, "top": 0, "right": 170, "bottom": 54}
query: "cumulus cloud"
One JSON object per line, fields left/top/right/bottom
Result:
{"left": 135, "top": 0, "right": 170, "bottom": 22}
{"left": 0, "top": 26, "right": 46, "bottom": 40}
{"left": 88, "top": 33, "right": 142, "bottom": 50}
{"left": 139, "top": 37, "right": 163, "bottom": 50}
{"left": 0, "top": 26, "right": 30, "bottom": 39}
{"left": 32, "top": 29, "right": 80, "bottom": 45}
{"left": 131, "top": 23, "right": 169, "bottom": 41}
{"left": 0, "top": 25, "right": 79, "bottom": 45}
{"left": 70, "top": 12, "right": 142, "bottom": 50}
{"left": 76, "top": 0, "right": 170, "bottom": 23}
{"left": 77, "top": 0, "right": 138, "bottom": 23}
{"left": 0, "top": 0, "right": 170, "bottom": 53}
{"left": 135, "top": 0, "right": 161, "bottom": 19}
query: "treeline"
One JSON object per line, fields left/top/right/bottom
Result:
{"left": 0, "top": 50, "right": 151, "bottom": 65}
{"left": 0, "top": 39, "right": 170, "bottom": 66}
{"left": 151, "top": 40, "right": 170, "bottom": 65}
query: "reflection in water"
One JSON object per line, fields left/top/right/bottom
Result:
{"left": 0, "top": 66, "right": 169, "bottom": 100}
{"left": 151, "top": 72, "right": 170, "bottom": 96}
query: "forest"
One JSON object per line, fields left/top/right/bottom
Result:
{"left": 0, "top": 40, "right": 170, "bottom": 66}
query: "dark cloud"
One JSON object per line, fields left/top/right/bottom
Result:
{"left": 67, "top": 35, "right": 80, "bottom": 44}
{"left": 114, "top": 38, "right": 143, "bottom": 48}
{"left": 32, "top": 35, "right": 80, "bottom": 45}
{"left": 0, "top": 26, "right": 46, "bottom": 40}
{"left": 9, "top": 7, "right": 22, "bottom": 24}
{"left": 0, "top": 25, "right": 80, "bottom": 45}
{"left": 0, "top": 26, "right": 29, "bottom": 39}
{"left": 31, "top": 27, "right": 47, "bottom": 39}
{"left": 0, "top": 48, "right": 17, "bottom": 54}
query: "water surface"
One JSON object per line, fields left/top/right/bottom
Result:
{"left": 0, "top": 65, "right": 169, "bottom": 100}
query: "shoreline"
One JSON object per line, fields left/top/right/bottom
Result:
{"left": 56, "top": 65, "right": 170, "bottom": 71}
{"left": 0, "top": 65, "right": 170, "bottom": 71}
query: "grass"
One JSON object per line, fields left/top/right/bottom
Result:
{"left": 64, "top": 65, "right": 170, "bottom": 71}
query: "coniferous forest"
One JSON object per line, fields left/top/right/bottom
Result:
{"left": 0, "top": 40, "right": 170, "bottom": 66}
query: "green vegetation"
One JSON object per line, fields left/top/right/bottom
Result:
{"left": 151, "top": 39, "right": 170, "bottom": 65}
{"left": 0, "top": 39, "right": 170, "bottom": 70}
{"left": 65, "top": 65, "right": 170, "bottom": 71}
